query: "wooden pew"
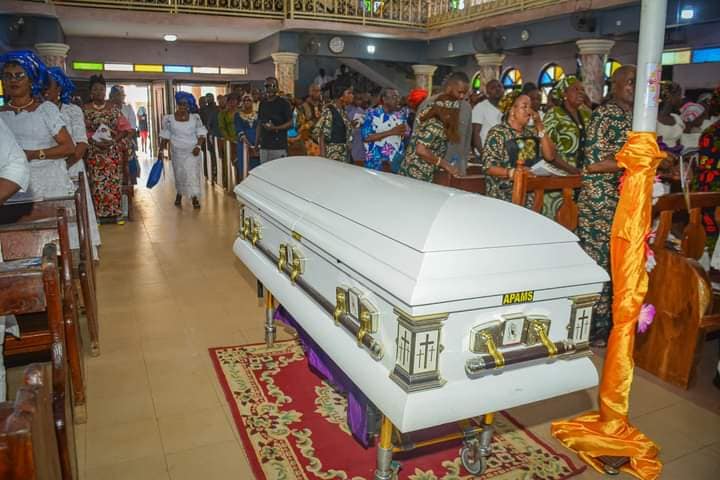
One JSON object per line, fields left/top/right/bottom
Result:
{"left": 511, "top": 159, "right": 582, "bottom": 231}
{"left": 0, "top": 174, "right": 100, "bottom": 357}
{"left": 433, "top": 170, "right": 486, "bottom": 194}
{"left": 0, "top": 245, "right": 75, "bottom": 479}
{"left": 0, "top": 210, "right": 87, "bottom": 423}
{"left": 634, "top": 192, "right": 720, "bottom": 388}
{"left": 0, "top": 364, "right": 64, "bottom": 480}
{"left": 353, "top": 159, "right": 392, "bottom": 173}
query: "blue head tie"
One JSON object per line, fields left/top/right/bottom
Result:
{"left": 174, "top": 91, "right": 198, "bottom": 113}
{"left": 0, "top": 50, "right": 49, "bottom": 96}
{"left": 47, "top": 67, "right": 75, "bottom": 104}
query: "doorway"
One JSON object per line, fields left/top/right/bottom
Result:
{"left": 106, "top": 83, "right": 153, "bottom": 159}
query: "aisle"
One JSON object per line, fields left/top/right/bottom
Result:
{"left": 81, "top": 164, "right": 287, "bottom": 479}
{"left": 77, "top": 164, "right": 719, "bottom": 479}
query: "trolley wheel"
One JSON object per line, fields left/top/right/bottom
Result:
{"left": 460, "top": 445, "right": 486, "bottom": 476}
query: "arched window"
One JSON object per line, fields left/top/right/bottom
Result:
{"left": 538, "top": 63, "right": 565, "bottom": 104}
{"left": 603, "top": 58, "right": 623, "bottom": 98}
{"left": 471, "top": 72, "right": 483, "bottom": 91}
{"left": 501, "top": 68, "right": 523, "bottom": 93}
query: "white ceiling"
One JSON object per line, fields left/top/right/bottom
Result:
{"left": 56, "top": 6, "right": 283, "bottom": 44}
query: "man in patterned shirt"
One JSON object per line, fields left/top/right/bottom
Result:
{"left": 313, "top": 82, "right": 354, "bottom": 162}
{"left": 578, "top": 65, "right": 636, "bottom": 346}
{"left": 361, "top": 88, "right": 408, "bottom": 172}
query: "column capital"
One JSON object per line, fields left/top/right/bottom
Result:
{"left": 474, "top": 53, "right": 505, "bottom": 67}
{"left": 34, "top": 43, "right": 70, "bottom": 59}
{"left": 411, "top": 64, "right": 437, "bottom": 76}
{"left": 271, "top": 52, "right": 299, "bottom": 65}
{"left": 575, "top": 39, "right": 615, "bottom": 56}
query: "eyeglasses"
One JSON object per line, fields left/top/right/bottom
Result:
{"left": 2, "top": 71, "right": 27, "bottom": 81}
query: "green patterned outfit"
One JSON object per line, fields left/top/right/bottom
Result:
{"left": 313, "top": 104, "right": 352, "bottom": 163}
{"left": 483, "top": 122, "right": 537, "bottom": 202}
{"left": 542, "top": 105, "right": 591, "bottom": 217}
{"left": 578, "top": 102, "right": 632, "bottom": 340}
{"left": 398, "top": 103, "right": 448, "bottom": 182}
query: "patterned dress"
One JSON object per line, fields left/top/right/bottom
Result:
{"left": 361, "top": 106, "right": 408, "bottom": 172}
{"left": 577, "top": 102, "right": 632, "bottom": 340}
{"left": 693, "top": 119, "right": 720, "bottom": 249}
{"left": 83, "top": 103, "right": 128, "bottom": 218}
{"left": 542, "top": 105, "right": 591, "bottom": 218}
{"left": 398, "top": 103, "right": 448, "bottom": 182}
{"left": 313, "top": 104, "right": 352, "bottom": 163}
{"left": 482, "top": 122, "right": 537, "bottom": 202}
{"left": 297, "top": 101, "right": 322, "bottom": 156}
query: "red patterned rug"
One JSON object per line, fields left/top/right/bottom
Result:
{"left": 209, "top": 340, "right": 586, "bottom": 480}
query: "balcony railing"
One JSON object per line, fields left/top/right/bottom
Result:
{"left": 46, "top": 0, "right": 566, "bottom": 29}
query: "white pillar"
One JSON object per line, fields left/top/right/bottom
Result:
{"left": 576, "top": 39, "right": 615, "bottom": 105}
{"left": 34, "top": 42, "right": 70, "bottom": 70}
{"left": 632, "top": 0, "right": 668, "bottom": 132}
{"left": 474, "top": 53, "right": 505, "bottom": 91}
{"left": 271, "top": 52, "right": 299, "bottom": 97}
{"left": 411, "top": 64, "right": 437, "bottom": 93}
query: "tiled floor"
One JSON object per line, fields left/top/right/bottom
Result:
{"left": 35, "top": 161, "right": 720, "bottom": 478}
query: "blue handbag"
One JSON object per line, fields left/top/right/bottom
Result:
{"left": 146, "top": 157, "right": 164, "bottom": 188}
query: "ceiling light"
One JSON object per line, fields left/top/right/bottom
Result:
{"left": 680, "top": 7, "right": 694, "bottom": 20}
{"left": 367, "top": 44, "right": 376, "bottom": 54}
{"left": 163, "top": 34, "right": 178, "bottom": 42}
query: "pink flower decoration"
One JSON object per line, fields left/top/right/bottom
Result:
{"left": 637, "top": 304, "right": 656, "bottom": 334}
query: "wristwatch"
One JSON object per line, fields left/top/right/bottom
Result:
{"left": 537, "top": 130, "right": 545, "bottom": 139}
{"left": 38, "top": 149, "right": 46, "bottom": 160}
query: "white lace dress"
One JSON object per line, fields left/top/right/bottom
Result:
{"left": 60, "top": 103, "right": 102, "bottom": 256}
{"left": 160, "top": 114, "right": 207, "bottom": 197}
{"left": 0, "top": 101, "right": 80, "bottom": 250}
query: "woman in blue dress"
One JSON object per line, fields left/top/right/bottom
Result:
{"left": 234, "top": 94, "right": 260, "bottom": 178}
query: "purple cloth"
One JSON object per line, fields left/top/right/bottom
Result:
{"left": 274, "top": 306, "right": 372, "bottom": 447}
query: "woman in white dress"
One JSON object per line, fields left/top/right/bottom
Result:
{"left": 45, "top": 66, "right": 102, "bottom": 257}
{"left": 160, "top": 92, "right": 207, "bottom": 209}
{"left": 0, "top": 51, "right": 75, "bottom": 199}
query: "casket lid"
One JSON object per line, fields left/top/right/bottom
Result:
{"left": 247, "top": 157, "right": 577, "bottom": 252}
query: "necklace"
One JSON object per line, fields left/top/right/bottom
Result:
{"left": 9, "top": 98, "right": 35, "bottom": 111}
{"left": 92, "top": 102, "right": 106, "bottom": 110}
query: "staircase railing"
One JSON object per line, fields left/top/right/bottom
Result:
{"left": 45, "top": 0, "right": 567, "bottom": 28}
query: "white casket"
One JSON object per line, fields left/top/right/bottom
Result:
{"left": 233, "top": 157, "right": 608, "bottom": 433}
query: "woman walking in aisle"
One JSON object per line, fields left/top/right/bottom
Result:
{"left": 160, "top": 92, "right": 207, "bottom": 209}
{"left": 45, "top": 66, "right": 101, "bottom": 256}
{"left": 83, "top": 74, "right": 133, "bottom": 224}
{"left": 0, "top": 51, "right": 75, "bottom": 198}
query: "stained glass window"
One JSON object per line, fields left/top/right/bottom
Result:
{"left": 501, "top": 68, "right": 522, "bottom": 93}
{"left": 603, "top": 59, "right": 623, "bottom": 98}
{"left": 538, "top": 63, "right": 565, "bottom": 104}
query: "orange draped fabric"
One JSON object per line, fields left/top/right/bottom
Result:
{"left": 551, "top": 132, "right": 665, "bottom": 480}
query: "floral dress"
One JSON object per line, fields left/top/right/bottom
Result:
{"left": 297, "top": 101, "right": 322, "bottom": 156}
{"left": 83, "top": 103, "right": 129, "bottom": 218}
{"left": 542, "top": 105, "right": 591, "bottom": 217}
{"left": 577, "top": 101, "right": 632, "bottom": 340}
{"left": 482, "top": 122, "right": 538, "bottom": 202}
{"left": 398, "top": 103, "right": 448, "bottom": 182}
{"left": 693, "top": 119, "right": 720, "bottom": 249}
{"left": 313, "top": 104, "right": 352, "bottom": 162}
{"left": 361, "top": 106, "right": 408, "bottom": 172}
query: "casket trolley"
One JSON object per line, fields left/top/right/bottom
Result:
{"left": 233, "top": 157, "right": 608, "bottom": 478}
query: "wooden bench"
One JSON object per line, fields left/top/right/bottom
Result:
{"left": 0, "top": 175, "right": 99, "bottom": 357}
{"left": 0, "top": 364, "right": 67, "bottom": 480}
{"left": 0, "top": 246, "right": 75, "bottom": 479}
{"left": 634, "top": 192, "right": 720, "bottom": 388}
{"left": 433, "top": 170, "right": 486, "bottom": 194}
{"left": 0, "top": 209, "right": 87, "bottom": 423}
{"left": 511, "top": 159, "right": 582, "bottom": 231}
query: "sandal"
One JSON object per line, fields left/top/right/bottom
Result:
{"left": 174, "top": 194, "right": 182, "bottom": 206}
{"left": 192, "top": 197, "right": 200, "bottom": 209}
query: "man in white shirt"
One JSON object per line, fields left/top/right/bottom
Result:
{"left": 313, "top": 68, "right": 333, "bottom": 89}
{"left": 0, "top": 116, "right": 30, "bottom": 205}
{"left": 471, "top": 79, "right": 504, "bottom": 159}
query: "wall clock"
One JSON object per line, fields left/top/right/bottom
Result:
{"left": 329, "top": 36, "right": 345, "bottom": 54}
